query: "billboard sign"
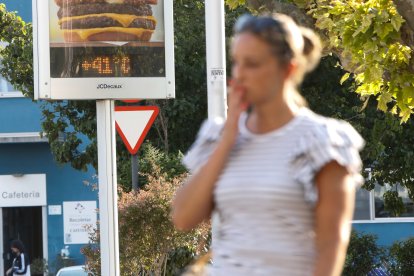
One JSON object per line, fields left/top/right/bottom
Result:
{"left": 63, "top": 200, "right": 97, "bottom": 244}
{"left": 33, "top": 0, "right": 174, "bottom": 100}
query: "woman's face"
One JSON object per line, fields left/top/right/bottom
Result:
{"left": 11, "top": 247, "right": 19, "bottom": 254}
{"left": 231, "top": 32, "right": 288, "bottom": 105}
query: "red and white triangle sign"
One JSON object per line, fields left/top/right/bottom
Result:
{"left": 115, "top": 106, "right": 159, "bottom": 155}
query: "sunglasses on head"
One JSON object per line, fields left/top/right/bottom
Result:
{"left": 234, "top": 14, "right": 286, "bottom": 35}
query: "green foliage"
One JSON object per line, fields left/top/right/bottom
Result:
{"left": 389, "top": 237, "right": 414, "bottom": 275}
{"left": 0, "top": 0, "right": 246, "bottom": 180}
{"left": 303, "top": 55, "right": 414, "bottom": 207}
{"left": 80, "top": 224, "right": 100, "bottom": 275}
{"left": 226, "top": 0, "right": 414, "bottom": 121}
{"left": 165, "top": 246, "right": 207, "bottom": 276}
{"left": 41, "top": 101, "right": 97, "bottom": 171}
{"left": 0, "top": 4, "right": 33, "bottom": 98}
{"left": 137, "top": 143, "right": 187, "bottom": 186}
{"left": 383, "top": 189, "right": 406, "bottom": 217}
{"left": 342, "top": 231, "right": 386, "bottom": 276}
{"left": 294, "top": 0, "right": 413, "bottom": 121}
{"left": 31, "top": 258, "right": 48, "bottom": 275}
{"left": 226, "top": 0, "right": 246, "bottom": 10}
{"left": 82, "top": 159, "right": 210, "bottom": 276}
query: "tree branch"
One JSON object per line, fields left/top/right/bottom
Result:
{"left": 393, "top": 0, "right": 414, "bottom": 31}
{"left": 247, "top": 0, "right": 315, "bottom": 28}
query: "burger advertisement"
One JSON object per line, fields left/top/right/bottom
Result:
{"left": 51, "top": 0, "right": 161, "bottom": 43}
{"left": 33, "top": 0, "right": 175, "bottom": 100}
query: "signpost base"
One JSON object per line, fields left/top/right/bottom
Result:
{"left": 96, "top": 100, "right": 120, "bottom": 276}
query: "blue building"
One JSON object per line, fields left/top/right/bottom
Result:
{"left": 0, "top": 1, "right": 98, "bottom": 274}
{"left": 352, "top": 181, "right": 414, "bottom": 247}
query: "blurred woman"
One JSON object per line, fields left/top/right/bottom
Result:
{"left": 6, "top": 240, "right": 31, "bottom": 276}
{"left": 173, "top": 13, "right": 364, "bottom": 275}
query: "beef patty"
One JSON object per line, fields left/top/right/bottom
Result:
{"left": 58, "top": 3, "right": 153, "bottom": 18}
{"left": 54, "top": 0, "right": 157, "bottom": 7}
{"left": 60, "top": 16, "right": 156, "bottom": 30}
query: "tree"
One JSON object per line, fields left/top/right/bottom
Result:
{"left": 81, "top": 144, "right": 210, "bottom": 276}
{"left": 342, "top": 230, "right": 386, "bottom": 276}
{"left": 224, "top": 0, "right": 414, "bottom": 215}
{"left": 389, "top": 237, "right": 414, "bottom": 275}
{"left": 0, "top": 4, "right": 33, "bottom": 98}
{"left": 0, "top": 1, "right": 246, "bottom": 188}
{"left": 302, "top": 55, "right": 414, "bottom": 214}
{"left": 226, "top": 0, "right": 414, "bottom": 121}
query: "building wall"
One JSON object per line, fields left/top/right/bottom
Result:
{"left": 2, "top": 0, "right": 32, "bottom": 22}
{"left": 0, "top": 143, "right": 97, "bottom": 268}
{"left": 353, "top": 222, "right": 414, "bottom": 247}
{"left": 0, "top": 98, "right": 42, "bottom": 133}
{"left": 1, "top": 0, "right": 98, "bottom": 272}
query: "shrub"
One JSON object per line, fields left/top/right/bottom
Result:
{"left": 31, "top": 258, "right": 48, "bottom": 276}
{"left": 82, "top": 146, "right": 210, "bottom": 275}
{"left": 389, "top": 237, "right": 414, "bottom": 275}
{"left": 342, "top": 230, "right": 385, "bottom": 276}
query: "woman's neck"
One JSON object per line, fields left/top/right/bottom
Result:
{"left": 247, "top": 88, "right": 300, "bottom": 134}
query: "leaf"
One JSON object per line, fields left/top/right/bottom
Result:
{"left": 400, "top": 106, "right": 412, "bottom": 123}
{"left": 402, "top": 86, "right": 414, "bottom": 104}
{"left": 377, "top": 92, "right": 392, "bottom": 111}
{"left": 225, "top": 0, "right": 245, "bottom": 9}
{"left": 360, "top": 96, "right": 370, "bottom": 112}
{"left": 374, "top": 23, "right": 394, "bottom": 39}
{"left": 340, "top": 72, "right": 350, "bottom": 85}
{"left": 390, "top": 15, "right": 404, "bottom": 31}
{"left": 315, "top": 17, "right": 334, "bottom": 30}
{"left": 352, "top": 14, "right": 374, "bottom": 37}
{"left": 364, "top": 66, "right": 384, "bottom": 83}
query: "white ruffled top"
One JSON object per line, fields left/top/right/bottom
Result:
{"left": 183, "top": 108, "right": 364, "bottom": 275}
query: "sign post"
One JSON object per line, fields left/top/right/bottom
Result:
{"left": 32, "top": 0, "right": 175, "bottom": 275}
{"left": 96, "top": 100, "right": 119, "bottom": 276}
{"left": 205, "top": 0, "right": 227, "bottom": 120}
{"left": 205, "top": 0, "right": 227, "bottom": 255}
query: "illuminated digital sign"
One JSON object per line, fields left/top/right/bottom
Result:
{"left": 81, "top": 56, "right": 131, "bottom": 76}
{"left": 33, "top": 0, "right": 175, "bottom": 100}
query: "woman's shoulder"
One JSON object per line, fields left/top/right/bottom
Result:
{"left": 297, "top": 108, "right": 364, "bottom": 149}
{"left": 291, "top": 108, "right": 365, "bottom": 204}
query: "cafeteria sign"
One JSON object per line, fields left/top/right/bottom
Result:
{"left": 63, "top": 201, "right": 97, "bottom": 244}
{"left": 33, "top": 0, "right": 175, "bottom": 100}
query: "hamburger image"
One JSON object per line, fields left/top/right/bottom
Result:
{"left": 54, "top": 0, "right": 158, "bottom": 42}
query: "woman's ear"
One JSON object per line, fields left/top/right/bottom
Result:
{"left": 284, "top": 62, "right": 297, "bottom": 80}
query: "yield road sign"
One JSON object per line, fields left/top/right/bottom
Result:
{"left": 114, "top": 106, "right": 159, "bottom": 155}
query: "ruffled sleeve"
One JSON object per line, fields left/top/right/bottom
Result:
{"left": 291, "top": 117, "right": 365, "bottom": 205}
{"left": 183, "top": 118, "right": 225, "bottom": 174}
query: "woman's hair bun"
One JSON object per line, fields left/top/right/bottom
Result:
{"left": 299, "top": 26, "right": 322, "bottom": 73}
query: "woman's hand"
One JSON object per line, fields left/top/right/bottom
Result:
{"left": 222, "top": 80, "right": 249, "bottom": 145}
{"left": 172, "top": 80, "right": 248, "bottom": 231}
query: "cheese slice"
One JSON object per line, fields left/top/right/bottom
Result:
{"left": 63, "top": 27, "right": 153, "bottom": 41}
{"left": 105, "top": 0, "right": 124, "bottom": 3}
{"left": 59, "top": 14, "right": 157, "bottom": 28}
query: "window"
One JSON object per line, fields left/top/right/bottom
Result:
{"left": 0, "top": 75, "right": 16, "bottom": 91}
{"left": 0, "top": 74, "right": 22, "bottom": 97}
{"left": 374, "top": 184, "right": 414, "bottom": 218}
{"left": 353, "top": 183, "right": 414, "bottom": 222}
{"left": 0, "top": 42, "right": 23, "bottom": 97}
{"left": 354, "top": 187, "right": 371, "bottom": 220}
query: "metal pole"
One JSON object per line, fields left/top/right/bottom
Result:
{"left": 131, "top": 153, "right": 139, "bottom": 191}
{"left": 205, "top": 0, "right": 227, "bottom": 120}
{"left": 205, "top": 0, "right": 227, "bottom": 255}
{"left": 96, "top": 100, "right": 120, "bottom": 276}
